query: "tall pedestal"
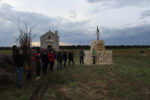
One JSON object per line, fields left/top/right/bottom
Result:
{"left": 84, "top": 40, "right": 112, "bottom": 65}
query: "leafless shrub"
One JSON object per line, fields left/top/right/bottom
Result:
{"left": 16, "top": 19, "right": 35, "bottom": 79}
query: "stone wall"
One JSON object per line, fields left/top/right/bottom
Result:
{"left": 84, "top": 40, "right": 112, "bottom": 65}
{"left": 84, "top": 51, "right": 112, "bottom": 65}
{"left": 90, "top": 40, "right": 105, "bottom": 51}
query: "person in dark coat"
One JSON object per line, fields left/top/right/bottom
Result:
{"left": 24, "top": 49, "right": 32, "bottom": 81}
{"left": 41, "top": 50, "right": 49, "bottom": 74}
{"left": 63, "top": 51, "right": 67, "bottom": 68}
{"left": 68, "top": 51, "right": 75, "bottom": 65}
{"left": 79, "top": 49, "right": 85, "bottom": 64}
{"left": 12, "top": 45, "right": 24, "bottom": 88}
{"left": 56, "top": 50, "right": 63, "bottom": 70}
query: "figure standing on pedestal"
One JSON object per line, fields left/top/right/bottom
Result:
{"left": 92, "top": 48, "right": 97, "bottom": 64}
{"left": 96, "top": 25, "right": 100, "bottom": 40}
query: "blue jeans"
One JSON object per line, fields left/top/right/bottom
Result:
{"left": 57, "top": 61, "right": 62, "bottom": 70}
{"left": 16, "top": 67, "right": 23, "bottom": 88}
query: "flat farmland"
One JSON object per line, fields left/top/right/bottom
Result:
{"left": 0, "top": 48, "right": 150, "bottom": 100}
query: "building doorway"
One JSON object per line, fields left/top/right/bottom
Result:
{"left": 48, "top": 45, "right": 52, "bottom": 51}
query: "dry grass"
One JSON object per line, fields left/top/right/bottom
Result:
{"left": 0, "top": 49, "right": 150, "bottom": 100}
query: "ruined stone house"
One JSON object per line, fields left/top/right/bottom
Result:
{"left": 40, "top": 30, "right": 59, "bottom": 51}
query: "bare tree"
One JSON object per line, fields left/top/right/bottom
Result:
{"left": 16, "top": 19, "right": 35, "bottom": 80}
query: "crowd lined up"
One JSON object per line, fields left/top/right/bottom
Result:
{"left": 12, "top": 45, "right": 86, "bottom": 88}
{"left": 34, "top": 48, "right": 79, "bottom": 80}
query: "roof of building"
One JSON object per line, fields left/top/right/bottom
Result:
{"left": 40, "top": 30, "right": 59, "bottom": 38}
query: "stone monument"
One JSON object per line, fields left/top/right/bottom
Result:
{"left": 84, "top": 26, "right": 112, "bottom": 65}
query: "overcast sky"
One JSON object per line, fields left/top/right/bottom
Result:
{"left": 0, "top": 0, "right": 150, "bottom": 46}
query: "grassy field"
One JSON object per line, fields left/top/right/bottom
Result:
{"left": 0, "top": 50, "right": 12, "bottom": 55}
{"left": 0, "top": 49, "right": 150, "bottom": 100}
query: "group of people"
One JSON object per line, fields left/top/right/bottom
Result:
{"left": 12, "top": 45, "right": 86, "bottom": 88}
{"left": 34, "top": 48, "right": 76, "bottom": 80}
{"left": 12, "top": 45, "right": 99, "bottom": 88}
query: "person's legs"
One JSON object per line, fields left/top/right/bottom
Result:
{"left": 93, "top": 56, "right": 94, "bottom": 64}
{"left": 36, "top": 62, "right": 41, "bottom": 77}
{"left": 64, "top": 60, "right": 66, "bottom": 68}
{"left": 16, "top": 67, "right": 23, "bottom": 88}
{"left": 81, "top": 56, "right": 84, "bottom": 64}
{"left": 80, "top": 56, "right": 82, "bottom": 64}
{"left": 45, "top": 63, "right": 48, "bottom": 74}
{"left": 68, "top": 60, "right": 70, "bottom": 66}
{"left": 57, "top": 62, "right": 60, "bottom": 70}
{"left": 26, "top": 70, "right": 32, "bottom": 81}
{"left": 50, "top": 62, "right": 52, "bottom": 71}
{"left": 51, "top": 62, "right": 54, "bottom": 71}
{"left": 43, "top": 63, "right": 45, "bottom": 74}
{"left": 93, "top": 56, "right": 95, "bottom": 64}
{"left": 50, "top": 62, "right": 54, "bottom": 71}
{"left": 25, "top": 64, "right": 30, "bottom": 81}
{"left": 60, "top": 61, "right": 62, "bottom": 70}
{"left": 72, "top": 59, "right": 75, "bottom": 65}
{"left": 82, "top": 57, "right": 84, "bottom": 64}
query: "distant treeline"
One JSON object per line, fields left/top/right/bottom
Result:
{"left": 0, "top": 45, "right": 150, "bottom": 50}
{"left": 59, "top": 45, "right": 150, "bottom": 49}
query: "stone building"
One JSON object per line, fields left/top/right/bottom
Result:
{"left": 40, "top": 30, "right": 59, "bottom": 51}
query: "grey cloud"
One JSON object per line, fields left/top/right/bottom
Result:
{"left": 0, "top": 3, "right": 92, "bottom": 46}
{"left": 141, "top": 10, "right": 150, "bottom": 18}
{"left": 87, "top": 0, "right": 109, "bottom": 3}
{"left": 87, "top": 0, "right": 150, "bottom": 8}
{"left": 60, "top": 23, "right": 150, "bottom": 45}
{"left": 0, "top": 3, "right": 150, "bottom": 46}
{"left": 75, "top": 24, "right": 150, "bottom": 45}
{"left": 87, "top": 0, "right": 150, "bottom": 14}
{"left": 102, "top": 24, "right": 150, "bottom": 45}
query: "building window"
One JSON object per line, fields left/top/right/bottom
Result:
{"left": 48, "top": 36, "right": 51, "bottom": 39}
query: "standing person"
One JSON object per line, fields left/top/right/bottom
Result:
{"left": 12, "top": 45, "right": 24, "bottom": 88}
{"left": 63, "top": 50, "right": 67, "bottom": 68}
{"left": 48, "top": 50, "right": 55, "bottom": 72}
{"left": 41, "top": 50, "right": 49, "bottom": 74}
{"left": 79, "top": 49, "right": 85, "bottom": 64}
{"left": 92, "top": 49, "right": 96, "bottom": 64}
{"left": 24, "top": 49, "right": 32, "bottom": 81}
{"left": 34, "top": 48, "right": 41, "bottom": 80}
{"left": 56, "top": 50, "right": 63, "bottom": 70}
{"left": 68, "top": 51, "right": 75, "bottom": 65}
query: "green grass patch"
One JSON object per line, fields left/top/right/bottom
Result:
{"left": 0, "top": 49, "right": 150, "bottom": 100}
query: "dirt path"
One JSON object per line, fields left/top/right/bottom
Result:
{"left": 30, "top": 82, "right": 49, "bottom": 100}
{"left": 38, "top": 84, "right": 49, "bottom": 100}
{"left": 30, "top": 85, "right": 42, "bottom": 100}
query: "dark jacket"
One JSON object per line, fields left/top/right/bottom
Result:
{"left": 41, "top": 53, "right": 49, "bottom": 64}
{"left": 57, "top": 51, "right": 63, "bottom": 62}
{"left": 63, "top": 52, "right": 67, "bottom": 61}
{"left": 24, "top": 51, "right": 31, "bottom": 65}
{"left": 80, "top": 50, "right": 85, "bottom": 57}
{"left": 12, "top": 51, "right": 24, "bottom": 67}
{"left": 68, "top": 52, "right": 74, "bottom": 61}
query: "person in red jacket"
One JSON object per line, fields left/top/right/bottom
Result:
{"left": 34, "top": 48, "right": 41, "bottom": 80}
{"left": 48, "top": 50, "right": 55, "bottom": 72}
